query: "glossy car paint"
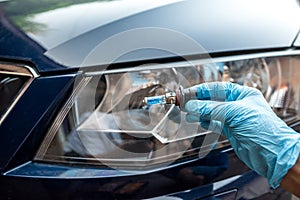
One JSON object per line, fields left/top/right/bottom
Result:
{"left": 0, "top": 75, "right": 76, "bottom": 171}
{"left": 1, "top": 0, "right": 300, "bottom": 70}
{"left": 42, "top": 0, "right": 300, "bottom": 68}
{"left": 0, "top": 0, "right": 299, "bottom": 199}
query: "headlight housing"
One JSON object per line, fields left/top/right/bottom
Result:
{"left": 35, "top": 53, "right": 300, "bottom": 170}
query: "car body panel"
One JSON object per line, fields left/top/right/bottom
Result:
{"left": 1, "top": 0, "right": 300, "bottom": 70}
{"left": 44, "top": 0, "right": 300, "bottom": 68}
{"left": 0, "top": 10, "right": 65, "bottom": 71}
{"left": 0, "top": 0, "right": 299, "bottom": 199}
{"left": 1, "top": 149, "right": 265, "bottom": 200}
{"left": 0, "top": 74, "right": 76, "bottom": 172}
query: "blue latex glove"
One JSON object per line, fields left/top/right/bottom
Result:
{"left": 185, "top": 82, "right": 300, "bottom": 188}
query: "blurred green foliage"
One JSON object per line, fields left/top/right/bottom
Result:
{"left": 5, "top": 0, "right": 104, "bottom": 16}
{"left": 4, "top": 0, "right": 110, "bottom": 32}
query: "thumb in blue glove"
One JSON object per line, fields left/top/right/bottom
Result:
{"left": 185, "top": 82, "right": 300, "bottom": 188}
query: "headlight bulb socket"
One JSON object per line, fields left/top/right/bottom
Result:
{"left": 143, "top": 86, "right": 198, "bottom": 109}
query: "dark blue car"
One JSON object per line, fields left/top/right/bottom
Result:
{"left": 0, "top": 0, "right": 300, "bottom": 199}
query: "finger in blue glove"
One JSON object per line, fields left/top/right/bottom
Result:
{"left": 185, "top": 82, "right": 300, "bottom": 188}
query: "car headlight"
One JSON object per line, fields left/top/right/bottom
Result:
{"left": 225, "top": 55, "right": 300, "bottom": 121}
{"left": 35, "top": 53, "right": 300, "bottom": 170}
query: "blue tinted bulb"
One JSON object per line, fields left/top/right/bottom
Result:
{"left": 144, "top": 95, "right": 166, "bottom": 106}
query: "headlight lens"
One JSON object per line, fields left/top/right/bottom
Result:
{"left": 226, "top": 56, "right": 300, "bottom": 121}
{"left": 35, "top": 54, "right": 300, "bottom": 170}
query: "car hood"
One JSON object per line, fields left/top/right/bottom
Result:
{"left": 2, "top": 0, "right": 300, "bottom": 71}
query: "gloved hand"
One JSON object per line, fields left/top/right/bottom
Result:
{"left": 185, "top": 82, "right": 300, "bottom": 188}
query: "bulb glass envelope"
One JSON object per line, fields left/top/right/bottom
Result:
{"left": 35, "top": 55, "right": 300, "bottom": 169}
